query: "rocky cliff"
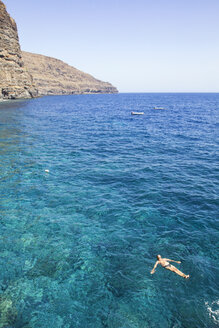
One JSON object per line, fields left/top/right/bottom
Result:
{"left": 0, "top": 0, "right": 117, "bottom": 99}
{"left": 0, "top": 1, "right": 37, "bottom": 100}
{"left": 22, "top": 51, "right": 118, "bottom": 96}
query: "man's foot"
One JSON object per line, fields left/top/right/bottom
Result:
{"left": 185, "top": 275, "right": 190, "bottom": 279}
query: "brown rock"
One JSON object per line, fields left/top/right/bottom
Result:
{"left": 0, "top": 0, "right": 37, "bottom": 100}
{"left": 0, "top": 0, "right": 117, "bottom": 100}
{"left": 22, "top": 51, "right": 118, "bottom": 96}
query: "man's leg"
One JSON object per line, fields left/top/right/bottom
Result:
{"left": 167, "top": 265, "right": 189, "bottom": 279}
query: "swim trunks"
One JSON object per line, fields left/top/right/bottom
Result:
{"left": 164, "top": 263, "right": 171, "bottom": 268}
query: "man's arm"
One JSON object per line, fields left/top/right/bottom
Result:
{"left": 150, "top": 261, "right": 159, "bottom": 274}
{"left": 165, "top": 258, "right": 181, "bottom": 264}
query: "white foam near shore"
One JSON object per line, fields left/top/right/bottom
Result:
{"left": 205, "top": 300, "right": 219, "bottom": 324}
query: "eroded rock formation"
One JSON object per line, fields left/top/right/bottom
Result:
{"left": 0, "top": 0, "right": 37, "bottom": 100}
{"left": 0, "top": 0, "right": 117, "bottom": 100}
{"left": 22, "top": 51, "right": 118, "bottom": 96}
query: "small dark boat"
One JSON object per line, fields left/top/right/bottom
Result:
{"left": 154, "top": 107, "right": 165, "bottom": 110}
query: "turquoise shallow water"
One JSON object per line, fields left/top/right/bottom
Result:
{"left": 0, "top": 93, "right": 218, "bottom": 328}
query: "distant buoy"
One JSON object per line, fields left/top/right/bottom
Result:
{"left": 45, "top": 169, "right": 50, "bottom": 173}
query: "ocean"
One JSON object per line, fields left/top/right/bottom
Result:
{"left": 0, "top": 93, "right": 218, "bottom": 328}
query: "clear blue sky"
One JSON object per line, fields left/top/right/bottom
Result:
{"left": 3, "top": 0, "right": 219, "bottom": 92}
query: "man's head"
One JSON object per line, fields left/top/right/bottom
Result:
{"left": 157, "top": 255, "right": 161, "bottom": 260}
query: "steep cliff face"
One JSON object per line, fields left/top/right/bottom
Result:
{"left": 0, "top": 0, "right": 117, "bottom": 100}
{"left": 22, "top": 52, "right": 118, "bottom": 95}
{"left": 0, "top": 1, "right": 37, "bottom": 100}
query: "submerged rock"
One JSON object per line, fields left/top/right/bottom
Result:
{"left": 0, "top": 296, "right": 17, "bottom": 327}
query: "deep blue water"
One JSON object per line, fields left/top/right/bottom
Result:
{"left": 0, "top": 93, "right": 218, "bottom": 328}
